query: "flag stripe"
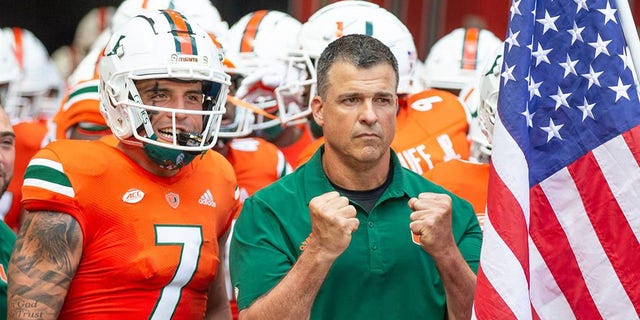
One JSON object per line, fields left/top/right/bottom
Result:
{"left": 529, "top": 181, "right": 601, "bottom": 317}
{"left": 596, "top": 130, "right": 640, "bottom": 240}
{"left": 487, "top": 116, "right": 531, "bottom": 275}
{"left": 539, "top": 167, "right": 636, "bottom": 319}
{"left": 529, "top": 237, "right": 575, "bottom": 319}
{"left": 622, "top": 126, "right": 640, "bottom": 165}
{"left": 575, "top": 149, "right": 640, "bottom": 313}
{"left": 477, "top": 114, "right": 532, "bottom": 319}
{"left": 475, "top": 216, "right": 528, "bottom": 319}
{"left": 474, "top": 265, "right": 518, "bottom": 320}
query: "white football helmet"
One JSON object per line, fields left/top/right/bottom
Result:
{"left": 472, "top": 42, "right": 505, "bottom": 162}
{"left": 111, "top": 0, "right": 228, "bottom": 39}
{"left": 99, "top": 9, "right": 231, "bottom": 152}
{"left": 297, "top": 1, "right": 418, "bottom": 95}
{"left": 224, "top": 10, "right": 310, "bottom": 129}
{"left": 225, "top": 10, "right": 302, "bottom": 73}
{"left": 424, "top": 27, "right": 502, "bottom": 92}
{"left": 69, "top": 0, "right": 229, "bottom": 87}
{"left": 73, "top": 6, "right": 115, "bottom": 54}
{"left": 0, "top": 30, "right": 19, "bottom": 109}
{"left": 38, "top": 60, "right": 67, "bottom": 119}
{"left": 3, "top": 27, "right": 63, "bottom": 121}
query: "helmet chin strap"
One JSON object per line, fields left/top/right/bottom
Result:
{"left": 142, "top": 133, "right": 208, "bottom": 171}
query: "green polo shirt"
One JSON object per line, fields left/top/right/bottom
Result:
{"left": 230, "top": 147, "right": 482, "bottom": 319}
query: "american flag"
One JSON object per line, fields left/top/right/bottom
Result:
{"left": 473, "top": 0, "right": 640, "bottom": 319}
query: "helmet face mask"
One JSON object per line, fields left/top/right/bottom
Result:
{"left": 469, "top": 42, "right": 504, "bottom": 162}
{"left": 99, "top": 9, "right": 231, "bottom": 153}
{"left": 224, "top": 10, "right": 311, "bottom": 129}
{"left": 218, "top": 102, "right": 255, "bottom": 138}
{"left": 274, "top": 52, "right": 314, "bottom": 124}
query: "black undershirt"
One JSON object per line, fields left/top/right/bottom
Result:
{"left": 329, "top": 165, "right": 394, "bottom": 213}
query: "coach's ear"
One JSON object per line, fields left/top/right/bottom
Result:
{"left": 311, "top": 95, "right": 325, "bottom": 128}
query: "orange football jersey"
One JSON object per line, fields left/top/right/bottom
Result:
{"left": 424, "top": 159, "right": 489, "bottom": 215}
{"left": 225, "top": 137, "right": 291, "bottom": 211}
{"left": 296, "top": 137, "right": 324, "bottom": 168}
{"left": 393, "top": 89, "right": 471, "bottom": 175}
{"left": 3, "top": 119, "right": 49, "bottom": 231}
{"left": 22, "top": 138, "right": 239, "bottom": 319}
{"left": 279, "top": 124, "right": 313, "bottom": 168}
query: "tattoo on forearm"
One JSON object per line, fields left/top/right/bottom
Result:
{"left": 8, "top": 212, "right": 82, "bottom": 318}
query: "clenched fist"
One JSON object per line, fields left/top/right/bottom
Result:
{"left": 408, "top": 192, "right": 457, "bottom": 258}
{"left": 307, "top": 191, "right": 359, "bottom": 261}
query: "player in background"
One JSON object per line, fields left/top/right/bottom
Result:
{"left": 51, "top": 6, "right": 115, "bottom": 80}
{"left": 67, "top": 0, "right": 230, "bottom": 87}
{"left": 223, "top": 10, "right": 313, "bottom": 166}
{"left": 1, "top": 28, "right": 65, "bottom": 231}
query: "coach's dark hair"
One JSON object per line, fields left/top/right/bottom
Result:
{"left": 316, "top": 34, "right": 398, "bottom": 98}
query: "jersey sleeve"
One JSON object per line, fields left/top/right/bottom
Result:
{"left": 21, "top": 147, "right": 81, "bottom": 217}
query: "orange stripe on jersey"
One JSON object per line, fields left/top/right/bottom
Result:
{"left": 162, "top": 10, "right": 196, "bottom": 55}
{"left": 141, "top": 0, "right": 150, "bottom": 8}
{"left": 240, "top": 10, "right": 268, "bottom": 53}
{"left": 461, "top": 28, "right": 479, "bottom": 71}
{"left": 12, "top": 28, "right": 24, "bottom": 69}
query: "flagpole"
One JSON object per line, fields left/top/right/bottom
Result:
{"left": 615, "top": 0, "right": 640, "bottom": 84}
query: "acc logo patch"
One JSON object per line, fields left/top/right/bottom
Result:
{"left": 122, "top": 189, "right": 144, "bottom": 204}
{"left": 166, "top": 192, "right": 180, "bottom": 209}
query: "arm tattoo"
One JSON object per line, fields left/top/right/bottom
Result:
{"left": 8, "top": 211, "right": 83, "bottom": 319}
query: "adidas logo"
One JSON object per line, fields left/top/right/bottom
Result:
{"left": 199, "top": 189, "right": 217, "bottom": 208}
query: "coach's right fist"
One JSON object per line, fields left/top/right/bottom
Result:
{"left": 307, "top": 191, "right": 359, "bottom": 260}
